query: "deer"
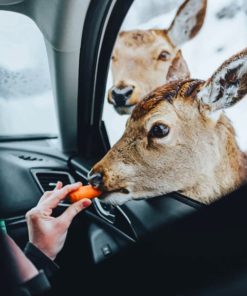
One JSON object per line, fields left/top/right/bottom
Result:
{"left": 108, "top": 0, "right": 207, "bottom": 115}
{"left": 89, "top": 48, "right": 247, "bottom": 206}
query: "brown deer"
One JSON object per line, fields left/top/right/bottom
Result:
{"left": 108, "top": 0, "right": 207, "bottom": 115}
{"left": 89, "top": 48, "right": 247, "bottom": 205}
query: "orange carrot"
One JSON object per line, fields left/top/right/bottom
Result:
{"left": 69, "top": 185, "right": 102, "bottom": 202}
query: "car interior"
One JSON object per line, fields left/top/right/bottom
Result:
{"left": 1, "top": 0, "right": 247, "bottom": 295}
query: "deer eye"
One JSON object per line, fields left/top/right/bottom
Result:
{"left": 158, "top": 50, "right": 170, "bottom": 61}
{"left": 149, "top": 124, "right": 170, "bottom": 139}
{"left": 111, "top": 55, "right": 117, "bottom": 62}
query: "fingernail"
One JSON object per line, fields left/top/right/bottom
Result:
{"left": 82, "top": 199, "right": 92, "bottom": 208}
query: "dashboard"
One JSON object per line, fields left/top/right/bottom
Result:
{"left": 2, "top": 139, "right": 247, "bottom": 296}
{"left": 0, "top": 139, "right": 202, "bottom": 263}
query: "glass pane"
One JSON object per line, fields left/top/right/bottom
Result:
{"left": 0, "top": 11, "right": 58, "bottom": 136}
{"left": 103, "top": 0, "right": 247, "bottom": 150}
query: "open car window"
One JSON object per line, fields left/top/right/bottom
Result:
{"left": 103, "top": 0, "right": 247, "bottom": 151}
{"left": 0, "top": 11, "right": 58, "bottom": 138}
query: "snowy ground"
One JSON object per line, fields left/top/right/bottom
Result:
{"left": 103, "top": 0, "right": 247, "bottom": 151}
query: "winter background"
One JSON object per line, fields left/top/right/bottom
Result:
{"left": 0, "top": 10, "right": 58, "bottom": 136}
{"left": 0, "top": 0, "right": 247, "bottom": 151}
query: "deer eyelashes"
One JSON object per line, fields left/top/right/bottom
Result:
{"left": 158, "top": 50, "right": 171, "bottom": 61}
{"left": 148, "top": 123, "right": 170, "bottom": 139}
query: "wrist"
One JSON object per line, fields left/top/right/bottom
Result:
{"left": 29, "top": 240, "right": 56, "bottom": 261}
{"left": 24, "top": 242, "right": 60, "bottom": 278}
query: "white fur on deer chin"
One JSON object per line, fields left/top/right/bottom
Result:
{"left": 101, "top": 191, "right": 132, "bottom": 206}
{"left": 101, "top": 189, "right": 169, "bottom": 206}
{"left": 114, "top": 105, "right": 135, "bottom": 115}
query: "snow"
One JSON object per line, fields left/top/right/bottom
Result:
{"left": 0, "top": 1, "right": 247, "bottom": 150}
{"left": 0, "top": 92, "right": 58, "bottom": 136}
{"left": 0, "top": 11, "right": 58, "bottom": 136}
{"left": 103, "top": 0, "right": 247, "bottom": 151}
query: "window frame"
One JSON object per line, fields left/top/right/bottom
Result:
{"left": 77, "top": 0, "right": 133, "bottom": 162}
{"left": 0, "top": 0, "right": 133, "bottom": 157}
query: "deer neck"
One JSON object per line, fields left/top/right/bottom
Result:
{"left": 181, "top": 116, "right": 247, "bottom": 204}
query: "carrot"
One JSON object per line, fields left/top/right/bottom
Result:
{"left": 69, "top": 185, "right": 102, "bottom": 202}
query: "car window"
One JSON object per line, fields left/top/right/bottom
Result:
{"left": 103, "top": 0, "right": 247, "bottom": 151}
{"left": 0, "top": 11, "right": 58, "bottom": 137}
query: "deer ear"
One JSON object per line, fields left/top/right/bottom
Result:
{"left": 166, "top": 50, "right": 190, "bottom": 81}
{"left": 167, "top": 0, "right": 207, "bottom": 46}
{"left": 197, "top": 49, "right": 247, "bottom": 114}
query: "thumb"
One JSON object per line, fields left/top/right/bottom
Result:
{"left": 58, "top": 199, "right": 92, "bottom": 226}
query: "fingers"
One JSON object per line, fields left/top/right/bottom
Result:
{"left": 26, "top": 206, "right": 52, "bottom": 221}
{"left": 38, "top": 190, "right": 53, "bottom": 204}
{"left": 57, "top": 198, "right": 92, "bottom": 226}
{"left": 41, "top": 182, "right": 82, "bottom": 209}
{"left": 38, "top": 181, "right": 63, "bottom": 204}
{"left": 54, "top": 181, "right": 63, "bottom": 190}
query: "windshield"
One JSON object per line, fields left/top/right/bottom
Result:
{"left": 0, "top": 11, "right": 58, "bottom": 138}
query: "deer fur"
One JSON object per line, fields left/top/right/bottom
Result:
{"left": 92, "top": 48, "right": 247, "bottom": 205}
{"left": 108, "top": 0, "right": 207, "bottom": 114}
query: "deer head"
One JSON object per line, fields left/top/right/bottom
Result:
{"left": 108, "top": 0, "right": 207, "bottom": 115}
{"left": 90, "top": 48, "right": 247, "bottom": 205}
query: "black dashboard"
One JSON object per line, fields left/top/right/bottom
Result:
{"left": 0, "top": 139, "right": 202, "bottom": 263}
{"left": 2, "top": 139, "right": 247, "bottom": 296}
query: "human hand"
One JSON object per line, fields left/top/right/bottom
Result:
{"left": 26, "top": 182, "right": 91, "bottom": 260}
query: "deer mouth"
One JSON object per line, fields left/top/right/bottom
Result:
{"left": 99, "top": 188, "right": 131, "bottom": 205}
{"left": 100, "top": 188, "right": 130, "bottom": 196}
{"left": 114, "top": 105, "right": 135, "bottom": 115}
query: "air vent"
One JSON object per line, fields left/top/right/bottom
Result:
{"left": 35, "top": 172, "right": 73, "bottom": 192}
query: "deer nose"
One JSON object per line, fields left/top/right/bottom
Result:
{"left": 111, "top": 86, "right": 134, "bottom": 107}
{"left": 87, "top": 169, "right": 103, "bottom": 188}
